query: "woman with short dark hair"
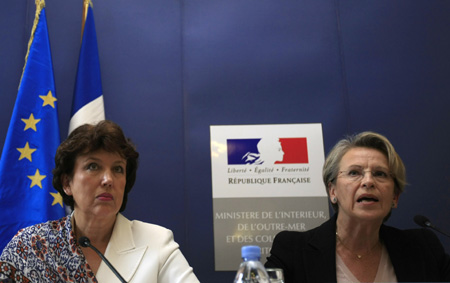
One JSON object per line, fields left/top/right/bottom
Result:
{"left": 0, "top": 120, "right": 199, "bottom": 283}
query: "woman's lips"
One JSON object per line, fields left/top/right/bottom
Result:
{"left": 357, "top": 194, "right": 379, "bottom": 203}
{"left": 97, "top": 193, "right": 113, "bottom": 201}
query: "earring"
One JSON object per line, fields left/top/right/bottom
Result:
{"left": 391, "top": 202, "right": 396, "bottom": 208}
{"left": 332, "top": 197, "right": 337, "bottom": 204}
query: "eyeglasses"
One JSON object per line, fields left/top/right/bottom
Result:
{"left": 338, "top": 169, "right": 393, "bottom": 183}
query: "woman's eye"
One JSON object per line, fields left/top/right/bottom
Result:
{"left": 114, "top": 166, "right": 125, "bottom": 173}
{"left": 374, "top": 171, "right": 388, "bottom": 177}
{"left": 87, "top": 163, "right": 98, "bottom": 170}
{"left": 348, "top": 170, "right": 361, "bottom": 176}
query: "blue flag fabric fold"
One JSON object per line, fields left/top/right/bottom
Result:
{"left": 0, "top": 4, "right": 65, "bottom": 252}
{"left": 69, "top": 1, "right": 105, "bottom": 134}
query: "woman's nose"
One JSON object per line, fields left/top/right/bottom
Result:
{"left": 101, "top": 170, "right": 113, "bottom": 187}
{"left": 361, "top": 171, "right": 375, "bottom": 188}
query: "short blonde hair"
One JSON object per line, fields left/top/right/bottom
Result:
{"left": 323, "top": 131, "right": 406, "bottom": 213}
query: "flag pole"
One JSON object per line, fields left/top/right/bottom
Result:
{"left": 19, "top": 0, "right": 46, "bottom": 88}
{"left": 81, "top": 0, "right": 90, "bottom": 39}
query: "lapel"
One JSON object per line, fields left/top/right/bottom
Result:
{"left": 302, "top": 214, "right": 338, "bottom": 283}
{"left": 96, "top": 214, "right": 147, "bottom": 282}
{"left": 380, "top": 225, "right": 426, "bottom": 282}
{"left": 297, "top": 216, "right": 432, "bottom": 282}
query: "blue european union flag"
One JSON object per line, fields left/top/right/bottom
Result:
{"left": 0, "top": 2, "right": 65, "bottom": 252}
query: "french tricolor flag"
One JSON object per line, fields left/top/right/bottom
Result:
{"left": 69, "top": 0, "right": 104, "bottom": 134}
{"left": 227, "top": 138, "right": 309, "bottom": 165}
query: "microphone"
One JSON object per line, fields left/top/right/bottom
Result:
{"left": 78, "top": 236, "right": 127, "bottom": 283}
{"left": 414, "top": 215, "right": 450, "bottom": 238}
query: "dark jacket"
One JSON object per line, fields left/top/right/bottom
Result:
{"left": 265, "top": 214, "right": 450, "bottom": 282}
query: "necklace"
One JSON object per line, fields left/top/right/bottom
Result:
{"left": 335, "top": 232, "right": 380, "bottom": 260}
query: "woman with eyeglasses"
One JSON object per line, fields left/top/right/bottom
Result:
{"left": 265, "top": 131, "right": 450, "bottom": 282}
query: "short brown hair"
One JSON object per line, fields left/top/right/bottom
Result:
{"left": 52, "top": 120, "right": 139, "bottom": 212}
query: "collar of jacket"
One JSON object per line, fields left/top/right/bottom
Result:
{"left": 96, "top": 213, "right": 147, "bottom": 282}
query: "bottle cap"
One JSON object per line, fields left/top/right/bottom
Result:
{"left": 241, "top": 245, "right": 261, "bottom": 259}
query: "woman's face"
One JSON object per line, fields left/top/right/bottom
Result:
{"left": 63, "top": 149, "right": 127, "bottom": 219}
{"left": 329, "top": 147, "right": 398, "bottom": 223}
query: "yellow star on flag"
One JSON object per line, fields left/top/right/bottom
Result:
{"left": 28, "top": 169, "right": 46, "bottom": 189}
{"left": 39, "top": 90, "right": 57, "bottom": 108}
{"left": 17, "top": 142, "right": 37, "bottom": 162}
{"left": 21, "top": 113, "right": 41, "bottom": 131}
{"left": 50, "top": 191, "right": 64, "bottom": 208}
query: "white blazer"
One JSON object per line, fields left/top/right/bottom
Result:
{"left": 95, "top": 213, "right": 200, "bottom": 283}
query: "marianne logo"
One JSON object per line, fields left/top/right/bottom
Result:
{"left": 227, "top": 138, "right": 308, "bottom": 165}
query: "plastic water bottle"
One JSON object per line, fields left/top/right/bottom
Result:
{"left": 233, "top": 245, "right": 270, "bottom": 283}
